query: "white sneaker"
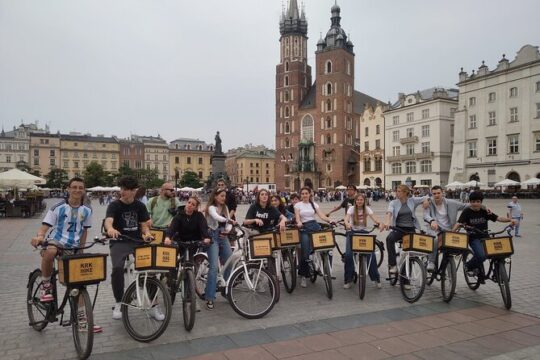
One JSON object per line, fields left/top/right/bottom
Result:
{"left": 300, "top": 277, "right": 307, "bottom": 288}
{"left": 112, "top": 303, "right": 122, "bottom": 320}
{"left": 148, "top": 307, "right": 165, "bottom": 321}
{"left": 389, "top": 266, "right": 398, "bottom": 274}
{"left": 403, "top": 284, "right": 412, "bottom": 290}
{"left": 343, "top": 282, "right": 352, "bottom": 289}
{"left": 376, "top": 281, "right": 382, "bottom": 289}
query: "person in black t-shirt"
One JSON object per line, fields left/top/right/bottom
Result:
{"left": 216, "top": 179, "right": 237, "bottom": 220}
{"left": 326, "top": 184, "right": 357, "bottom": 218}
{"left": 104, "top": 176, "right": 153, "bottom": 320}
{"left": 243, "top": 189, "right": 286, "bottom": 232}
{"left": 164, "top": 196, "right": 210, "bottom": 245}
{"left": 286, "top": 193, "right": 300, "bottom": 215}
{"left": 453, "top": 191, "right": 516, "bottom": 282}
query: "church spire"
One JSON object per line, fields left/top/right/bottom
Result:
{"left": 279, "top": 0, "right": 307, "bottom": 36}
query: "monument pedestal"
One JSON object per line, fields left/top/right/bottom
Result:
{"left": 211, "top": 153, "right": 226, "bottom": 179}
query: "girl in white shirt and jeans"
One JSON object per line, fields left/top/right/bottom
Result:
{"left": 294, "top": 187, "right": 334, "bottom": 288}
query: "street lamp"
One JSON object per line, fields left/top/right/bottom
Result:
{"left": 175, "top": 168, "right": 180, "bottom": 191}
{"left": 245, "top": 177, "right": 249, "bottom": 194}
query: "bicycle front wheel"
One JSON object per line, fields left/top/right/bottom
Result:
{"left": 227, "top": 263, "right": 277, "bottom": 319}
{"left": 375, "top": 240, "right": 384, "bottom": 268}
{"left": 27, "top": 269, "right": 50, "bottom": 331}
{"left": 182, "top": 268, "right": 197, "bottom": 331}
{"left": 497, "top": 260, "right": 512, "bottom": 309}
{"left": 463, "top": 251, "right": 480, "bottom": 290}
{"left": 281, "top": 248, "right": 297, "bottom": 293}
{"left": 358, "top": 255, "right": 367, "bottom": 300}
{"left": 440, "top": 256, "right": 457, "bottom": 303}
{"left": 122, "top": 276, "right": 172, "bottom": 342}
{"left": 399, "top": 257, "right": 426, "bottom": 303}
{"left": 71, "top": 288, "right": 94, "bottom": 359}
{"left": 321, "top": 252, "right": 333, "bottom": 300}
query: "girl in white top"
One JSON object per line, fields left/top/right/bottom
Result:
{"left": 294, "top": 187, "right": 334, "bottom": 288}
{"left": 343, "top": 194, "right": 382, "bottom": 288}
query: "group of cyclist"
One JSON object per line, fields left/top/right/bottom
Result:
{"left": 30, "top": 176, "right": 518, "bottom": 334}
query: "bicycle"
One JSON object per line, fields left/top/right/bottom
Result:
{"left": 334, "top": 220, "right": 385, "bottom": 269}
{"left": 275, "top": 225, "right": 300, "bottom": 294}
{"left": 386, "top": 226, "right": 433, "bottom": 303}
{"left": 194, "top": 225, "right": 278, "bottom": 319}
{"left": 107, "top": 234, "right": 175, "bottom": 342}
{"left": 303, "top": 225, "right": 336, "bottom": 299}
{"left": 460, "top": 225, "right": 515, "bottom": 309}
{"left": 346, "top": 225, "right": 379, "bottom": 300}
{"left": 425, "top": 228, "right": 469, "bottom": 303}
{"left": 27, "top": 238, "right": 108, "bottom": 360}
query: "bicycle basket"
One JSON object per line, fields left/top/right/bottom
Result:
{"left": 482, "top": 236, "right": 514, "bottom": 258}
{"left": 134, "top": 244, "right": 177, "bottom": 271}
{"left": 58, "top": 253, "right": 108, "bottom": 286}
{"left": 441, "top": 232, "right": 468, "bottom": 251}
{"left": 351, "top": 234, "right": 376, "bottom": 253}
{"left": 310, "top": 230, "right": 335, "bottom": 250}
{"left": 248, "top": 235, "right": 273, "bottom": 259}
{"left": 149, "top": 228, "right": 166, "bottom": 245}
{"left": 402, "top": 234, "right": 434, "bottom": 254}
{"left": 277, "top": 229, "right": 300, "bottom": 247}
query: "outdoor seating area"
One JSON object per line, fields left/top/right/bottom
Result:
{"left": 0, "top": 169, "right": 48, "bottom": 218}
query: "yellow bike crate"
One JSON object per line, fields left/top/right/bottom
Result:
{"left": 482, "top": 236, "right": 514, "bottom": 258}
{"left": 149, "top": 228, "right": 166, "bottom": 245}
{"left": 134, "top": 244, "right": 177, "bottom": 271}
{"left": 441, "top": 232, "right": 469, "bottom": 251}
{"left": 402, "top": 233, "right": 434, "bottom": 254}
{"left": 351, "top": 234, "right": 376, "bottom": 254}
{"left": 277, "top": 229, "right": 301, "bottom": 247}
{"left": 251, "top": 231, "right": 280, "bottom": 250}
{"left": 58, "top": 253, "right": 108, "bottom": 286}
{"left": 310, "top": 230, "right": 335, "bottom": 250}
{"left": 248, "top": 235, "right": 273, "bottom": 259}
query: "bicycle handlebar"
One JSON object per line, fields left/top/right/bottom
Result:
{"left": 39, "top": 238, "right": 108, "bottom": 251}
{"left": 459, "top": 224, "right": 513, "bottom": 237}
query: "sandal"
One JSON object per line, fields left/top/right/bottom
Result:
{"left": 206, "top": 300, "right": 214, "bottom": 310}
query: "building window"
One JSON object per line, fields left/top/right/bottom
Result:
{"left": 364, "top": 158, "right": 371, "bottom": 172}
{"left": 364, "top": 141, "right": 369, "bottom": 151}
{"left": 284, "top": 76, "right": 289, "bottom": 87}
{"left": 50, "top": 159, "right": 55, "bottom": 166}
{"left": 450, "top": 108, "right": 457, "bottom": 118}
{"left": 510, "top": 107, "right": 518, "bottom": 123}
{"left": 469, "top": 97, "right": 476, "bottom": 106}
{"left": 365, "top": 127, "right": 369, "bottom": 136}
{"left": 509, "top": 87, "right": 518, "bottom": 97}
{"left": 346, "top": 60, "right": 351, "bottom": 75}
{"left": 487, "top": 138, "right": 497, "bottom": 156}
{"left": 467, "top": 141, "right": 477, "bottom": 158}
{"left": 284, "top": 91, "right": 289, "bottom": 102}
{"left": 392, "top": 116, "right": 399, "bottom": 125}
{"left": 469, "top": 115, "right": 477, "bottom": 129}
{"left": 422, "top": 125, "right": 430, "bottom": 137}
{"left": 392, "top": 146, "right": 400, "bottom": 156}
{"left": 325, "top": 117, "right": 332, "bottom": 129}
{"left": 508, "top": 134, "right": 519, "bottom": 154}
{"left": 537, "top": 103, "right": 540, "bottom": 118}
{"left": 488, "top": 92, "right": 496, "bottom": 102}
{"left": 346, "top": 117, "right": 352, "bottom": 130}
{"left": 488, "top": 111, "right": 496, "bottom": 126}
{"left": 33, "top": 157, "right": 39, "bottom": 165}
{"left": 187, "top": 157, "right": 191, "bottom": 164}
{"left": 392, "top": 130, "right": 399, "bottom": 142}
{"left": 375, "top": 139, "right": 381, "bottom": 149}
{"left": 326, "top": 100, "right": 332, "bottom": 112}
{"left": 326, "top": 83, "right": 332, "bottom": 95}
{"left": 64, "top": 161, "right": 68, "bottom": 168}
{"left": 285, "top": 122, "right": 291, "bottom": 133}
{"left": 406, "top": 144, "right": 414, "bottom": 155}
{"left": 74, "top": 161, "right": 79, "bottom": 168}
{"left": 535, "top": 133, "right": 540, "bottom": 152}
{"left": 392, "top": 163, "right": 402, "bottom": 174}
{"left": 376, "top": 125, "right": 380, "bottom": 135}
{"left": 175, "top": 156, "right": 179, "bottom": 164}
{"left": 421, "top": 142, "right": 430, "bottom": 154}
{"left": 285, "top": 61, "right": 289, "bottom": 71}
{"left": 325, "top": 60, "right": 332, "bottom": 74}
{"left": 198, "top": 157, "right": 203, "bottom": 165}
{"left": 422, "top": 109, "right": 429, "bottom": 119}
{"left": 285, "top": 107, "right": 290, "bottom": 118}
{"left": 326, "top": 135, "right": 332, "bottom": 144}
{"left": 536, "top": 81, "right": 540, "bottom": 92}
{"left": 406, "top": 128, "right": 414, "bottom": 138}
{"left": 405, "top": 161, "right": 416, "bottom": 173}
{"left": 450, "top": 124, "right": 454, "bottom": 137}
{"left": 375, "top": 158, "right": 382, "bottom": 171}
{"left": 420, "top": 160, "right": 432, "bottom": 173}
{"left": 406, "top": 112, "right": 414, "bottom": 122}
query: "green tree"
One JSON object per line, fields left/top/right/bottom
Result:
{"left": 45, "top": 168, "right": 68, "bottom": 189}
{"left": 82, "top": 161, "right": 108, "bottom": 188}
{"left": 133, "top": 168, "right": 164, "bottom": 189}
{"left": 180, "top": 170, "right": 203, "bottom": 188}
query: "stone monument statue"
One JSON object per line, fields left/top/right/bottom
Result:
{"left": 211, "top": 130, "right": 227, "bottom": 183}
{"left": 214, "top": 131, "right": 223, "bottom": 154}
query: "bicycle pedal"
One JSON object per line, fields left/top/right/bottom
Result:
{"left": 331, "top": 276, "right": 336, "bottom": 280}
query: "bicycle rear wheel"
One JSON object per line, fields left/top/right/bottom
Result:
{"left": 71, "top": 288, "right": 94, "bottom": 359}
{"left": 358, "top": 255, "right": 366, "bottom": 300}
{"left": 227, "top": 263, "right": 277, "bottom": 319}
{"left": 321, "top": 252, "right": 333, "bottom": 300}
{"left": 182, "top": 269, "right": 197, "bottom": 331}
{"left": 375, "top": 240, "right": 384, "bottom": 268}
{"left": 440, "top": 256, "right": 457, "bottom": 303}
{"left": 497, "top": 260, "right": 512, "bottom": 309}
{"left": 281, "top": 248, "right": 297, "bottom": 293}
{"left": 27, "top": 270, "right": 50, "bottom": 331}
{"left": 463, "top": 251, "right": 480, "bottom": 290}
{"left": 399, "top": 257, "right": 426, "bottom": 303}
{"left": 122, "top": 276, "right": 172, "bottom": 342}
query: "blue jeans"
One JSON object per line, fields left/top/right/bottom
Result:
{"left": 344, "top": 231, "right": 380, "bottom": 283}
{"left": 298, "top": 220, "right": 321, "bottom": 277}
{"left": 204, "top": 228, "right": 233, "bottom": 301}
{"left": 512, "top": 217, "right": 521, "bottom": 236}
{"left": 466, "top": 237, "right": 486, "bottom": 273}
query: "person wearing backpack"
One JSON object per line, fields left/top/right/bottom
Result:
{"left": 146, "top": 183, "right": 182, "bottom": 229}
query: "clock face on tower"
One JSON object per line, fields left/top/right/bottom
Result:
{"left": 406, "top": 95, "right": 416, "bottom": 105}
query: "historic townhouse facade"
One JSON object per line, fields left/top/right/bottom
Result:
{"left": 226, "top": 145, "right": 275, "bottom": 186}
{"left": 449, "top": 45, "right": 540, "bottom": 185}
{"left": 118, "top": 137, "right": 144, "bottom": 170}
{"left": 29, "top": 132, "right": 61, "bottom": 176}
{"left": 275, "top": 1, "right": 380, "bottom": 191}
{"left": 384, "top": 88, "right": 458, "bottom": 189}
{"left": 60, "top": 134, "right": 120, "bottom": 178}
{"left": 0, "top": 123, "right": 45, "bottom": 172}
{"left": 358, "top": 103, "right": 386, "bottom": 188}
{"left": 131, "top": 135, "right": 169, "bottom": 181}
{"left": 169, "top": 138, "right": 213, "bottom": 182}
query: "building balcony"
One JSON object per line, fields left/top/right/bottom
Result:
{"left": 387, "top": 154, "right": 415, "bottom": 162}
{"left": 400, "top": 136, "right": 419, "bottom": 144}
{"left": 416, "top": 151, "right": 434, "bottom": 159}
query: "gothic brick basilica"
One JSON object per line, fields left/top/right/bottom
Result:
{"left": 275, "top": 0, "right": 381, "bottom": 191}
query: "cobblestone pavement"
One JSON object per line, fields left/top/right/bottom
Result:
{"left": 0, "top": 198, "right": 538, "bottom": 359}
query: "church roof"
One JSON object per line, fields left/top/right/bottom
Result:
{"left": 300, "top": 82, "right": 317, "bottom": 109}
{"left": 353, "top": 91, "right": 382, "bottom": 114}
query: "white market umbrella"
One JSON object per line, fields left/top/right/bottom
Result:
{"left": 357, "top": 185, "right": 369, "bottom": 190}
{"left": 194, "top": 187, "right": 204, "bottom": 192}
{"left": 0, "top": 168, "right": 46, "bottom": 188}
{"left": 494, "top": 179, "right": 520, "bottom": 187}
{"left": 87, "top": 186, "right": 106, "bottom": 191}
{"left": 522, "top": 178, "right": 540, "bottom": 186}
{"left": 445, "top": 181, "right": 464, "bottom": 189}
{"left": 179, "top": 186, "right": 195, "bottom": 192}
{"left": 335, "top": 185, "right": 347, "bottom": 190}
{"left": 414, "top": 184, "right": 429, "bottom": 188}
{"left": 463, "top": 180, "right": 484, "bottom": 188}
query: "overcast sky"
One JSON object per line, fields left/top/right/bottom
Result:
{"left": 1, "top": 0, "right": 539, "bottom": 150}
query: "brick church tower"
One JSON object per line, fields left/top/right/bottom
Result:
{"left": 275, "top": 1, "right": 380, "bottom": 192}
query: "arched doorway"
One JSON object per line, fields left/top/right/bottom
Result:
{"left": 304, "top": 178, "right": 313, "bottom": 190}
{"left": 507, "top": 171, "right": 520, "bottom": 182}
{"left": 375, "top": 177, "right": 382, "bottom": 187}
{"left": 364, "top": 178, "right": 371, "bottom": 186}
{"left": 469, "top": 173, "right": 480, "bottom": 182}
